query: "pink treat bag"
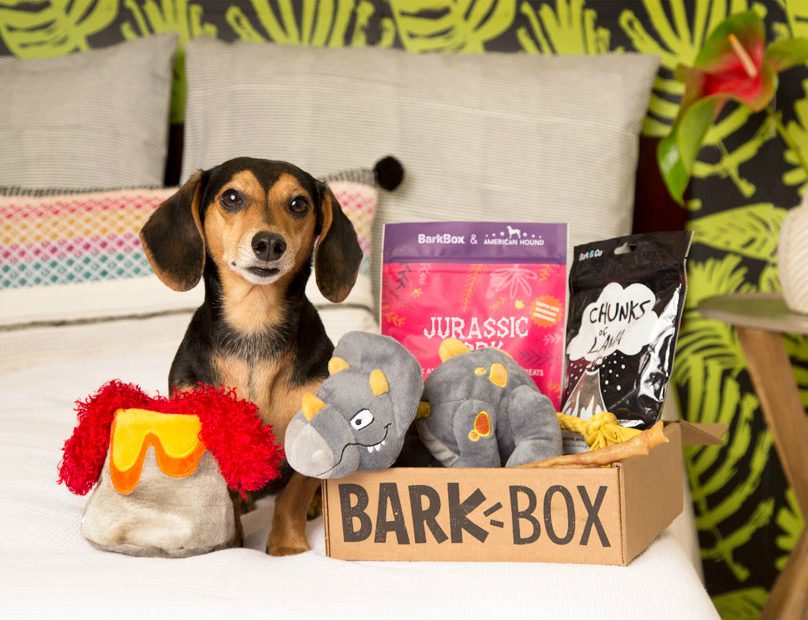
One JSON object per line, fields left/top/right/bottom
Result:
{"left": 381, "top": 222, "right": 567, "bottom": 408}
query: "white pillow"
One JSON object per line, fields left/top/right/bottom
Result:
{"left": 183, "top": 40, "right": 659, "bottom": 300}
{"left": 0, "top": 35, "right": 177, "bottom": 189}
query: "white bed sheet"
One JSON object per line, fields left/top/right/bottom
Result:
{"left": 0, "top": 334, "right": 718, "bottom": 619}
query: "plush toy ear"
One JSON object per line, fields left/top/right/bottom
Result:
{"left": 328, "top": 357, "right": 350, "bottom": 375}
{"left": 314, "top": 183, "right": 362, "bottom": 303}
{"left": 140, "top": 170, "right": 206, "bottom": 292}
{"left": 369, "top": 369, "right": 389, "bottom": 396}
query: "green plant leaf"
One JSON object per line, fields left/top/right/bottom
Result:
{"left": 766, "top": 37, "right": 808, "bottom": 72}
{"left": 680, "top": 96, "right": 726, "bottom": 167}
{"left": 657, "top": 132, "right": 688, "bottom": 205}
{"left": 658, "top": 96, "right": 723, "bottom": 203}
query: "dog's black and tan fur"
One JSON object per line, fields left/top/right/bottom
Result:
{"left": 139, "top": 157, "right": 362, "bottom": 556}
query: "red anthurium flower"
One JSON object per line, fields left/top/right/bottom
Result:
{"left": 659, "top": 10, "right": 808, "bottom": 204}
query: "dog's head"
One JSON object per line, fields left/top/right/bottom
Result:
{"left": 139, "top": 158, "right": 362, "bottom": 302}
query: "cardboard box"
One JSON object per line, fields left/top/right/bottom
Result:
{"left": 322, "top": 421, "right": 724, "bottom": 565}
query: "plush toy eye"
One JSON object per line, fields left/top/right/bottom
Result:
{"left": 289, "top": 196, "right": 309, "bottom": 214}
{"left": 220, "top": 188, "right": 243, "bottom": 210}
{"left": 350, "top": 409, "right": 374, "bottom": 430}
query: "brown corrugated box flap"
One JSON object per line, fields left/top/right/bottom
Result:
{"left": 671, "top": 420, "right": 727, "bottom": 446}
{"left": 618, "top": 421, "right": 726, "bottom": 563}
{"left": 619, "top": 423, "right": 684, "bottom": 564}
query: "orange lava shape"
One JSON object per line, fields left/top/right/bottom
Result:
{"left": 109, "top": 409, "right": 207, "bottom": 495}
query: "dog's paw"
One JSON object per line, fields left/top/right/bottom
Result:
{"left": 267, "top": 531, "right": 309, "bottom": 557}
{"left": 267, "top": 540, "right": 310, "bottom": 557}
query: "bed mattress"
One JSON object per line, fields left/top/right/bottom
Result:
{"left": 0, "top": 326, "right": 718, "bottom": 619}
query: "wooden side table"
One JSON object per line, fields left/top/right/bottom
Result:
{"left": 700, "top": 293, "right": 808, "bottom": 619}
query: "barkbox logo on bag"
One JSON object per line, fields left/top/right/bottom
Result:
{"left": 381, "top": 222, "right": 568, "bottom": 408}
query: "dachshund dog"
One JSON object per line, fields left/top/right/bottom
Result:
{"left": 139, "top": 157, "right": 362, "bottom": 556}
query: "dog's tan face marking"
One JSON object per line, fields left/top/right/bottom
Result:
{"left": 204, "top": 171, "right": 317, "bottom": 284}
{"left": 203, "top": 171, "right": 318, "bottom": 334}
{"left": 268, "top": 173, "right": 319, "bottom": 275}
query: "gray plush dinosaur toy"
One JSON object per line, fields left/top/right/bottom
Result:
{"left": 417, "top": 339, "right": 562, "bottom": 468}
{"left": 284, "top": 331, "right": 423, "bottom": 479}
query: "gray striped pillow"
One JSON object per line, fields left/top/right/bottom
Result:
{"left": 182, "top": 40, "right": 659, "bottom": 306}
{"left": 0, "top": 34, "right": 177, "bottom": 189}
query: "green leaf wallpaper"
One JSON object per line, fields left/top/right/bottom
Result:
{"left": 1, "top": 1, "right": 806, "bottom": 616}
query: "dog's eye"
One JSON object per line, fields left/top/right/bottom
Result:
{"left": 350, "top": 409, "right": 374, "bottom": 431}
{"left": 289, "top": 196, "right": 309, "bottom": 215}
{"left": 220, "top": 189, "right": 243, "bottom": 210}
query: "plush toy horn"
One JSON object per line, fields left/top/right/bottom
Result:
{"left": 369, "top": 369, "right": 389, "bottom": 396}
{"left": 328, "top": 357, "right": 349, "bottom": 374}
{"left": 301, "top": 393, "right": 326, "bottom": 421}
{"left": 439, "top": 338, "right": 470, "bottom": 362}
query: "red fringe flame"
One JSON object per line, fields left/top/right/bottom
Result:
{"left": 57, "top": 380, "right": 284, "bottom": 498}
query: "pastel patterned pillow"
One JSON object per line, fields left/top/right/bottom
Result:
{"left": 0, "top": 170, "right": 379, "bottom": 329}
{"left": 305, "top": 169, "right": 377, "bottom": 311}
{"left": 1, "top": 187, "right": 170, "bottom": 292}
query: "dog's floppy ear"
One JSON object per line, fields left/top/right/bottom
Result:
{"left": 140, "top": 170, "right": 206, "bottom": 292}
{"left": 315, "top": 183, "right": 362, "bottom": 303}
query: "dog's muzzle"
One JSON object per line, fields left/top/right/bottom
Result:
{"left": 251, "top": 232, "right": 286, "bottom": 262}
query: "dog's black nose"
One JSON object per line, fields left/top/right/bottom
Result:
{"left": 252, "top": 232, "right": 286, "bottom": 261}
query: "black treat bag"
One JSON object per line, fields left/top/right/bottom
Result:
{"left": 561, "top": 232, "right": 692, "bottom": 453}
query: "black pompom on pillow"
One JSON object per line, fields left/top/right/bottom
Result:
{"left": 374, "top": 156, "right": 404, "bottom": 191}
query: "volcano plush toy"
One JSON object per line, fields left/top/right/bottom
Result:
{"left": 58, "top": 381, "right": 283, "bottom": 557}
